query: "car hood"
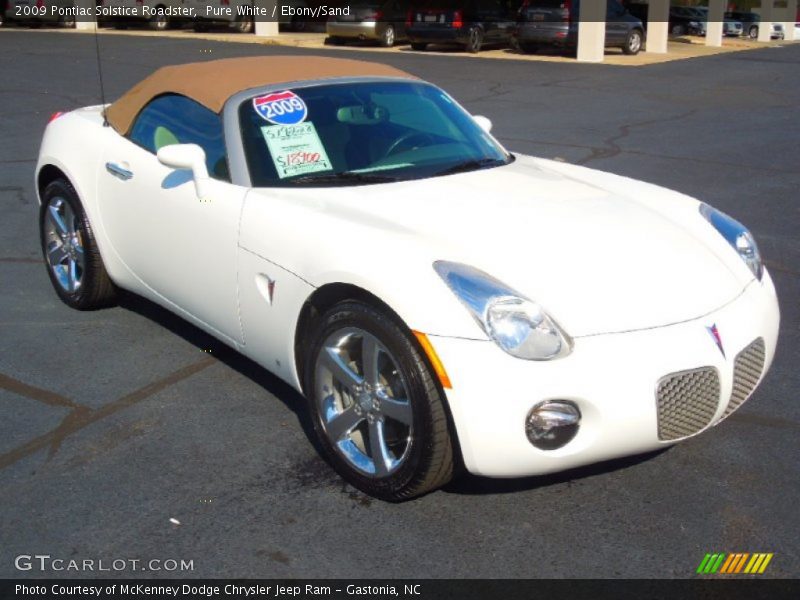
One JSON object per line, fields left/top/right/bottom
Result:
{"left": 246, "top": 155, "right": 749, "bottom": 338}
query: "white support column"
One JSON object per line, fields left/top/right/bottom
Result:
{"left": 647, "top": 0, "right": 670, "bottom": 54}
{"left": 757, "top": 0, "right": 774, "bottom": 42}
{"left": 254, "top": 0, "right": 279, "bottom": 37}
{"left": 577, "top": 1, "right": 606, "bottom": 63}
{"left": 784, "top": 0, "right": 797, "bottom": 41}
{"left": 75, "top": 0, "right": 96, "bottom": 30}
{"left": 706, "top": 0, "right": 724, "bottom": 47}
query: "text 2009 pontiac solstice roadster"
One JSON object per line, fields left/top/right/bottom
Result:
{"left": 36, "top": 56, "right": 779, "bottom": 500}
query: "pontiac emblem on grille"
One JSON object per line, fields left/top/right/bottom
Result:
{"left": 707, "top": 324, "right": 725, "bottom": 358}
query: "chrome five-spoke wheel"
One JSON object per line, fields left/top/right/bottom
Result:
{"left": 315, "top": 327, "right": 413, "bottom": 477}
{"left": 43, "top": 196, "right": 84, "bottom": 293}
{"left": 39, "top": 178, "right": 116, "bottom": 310}
{"left": 305, "top": 301, "right": 454, "bottom": 501}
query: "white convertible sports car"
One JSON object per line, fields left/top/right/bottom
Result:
{"left": 36, "top": 56, "right": 779, "bottom": 501}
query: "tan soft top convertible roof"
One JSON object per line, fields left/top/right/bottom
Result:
{"left": 105, "top": 55, "right": 416, "bottom": 135}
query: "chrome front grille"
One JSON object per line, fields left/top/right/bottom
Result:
{"left": 656, "top": 367, "right": 721, "bottom": 441}
{"left": 723, "top": 338, "right": 766, "bottom": 419}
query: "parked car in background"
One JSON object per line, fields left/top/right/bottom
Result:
{"left": 101, "top": 0, "right": 186, "bottom": 31}
{"left": 512, "top": 0, "right": 645, "bottom": 55}
{"left": 689, "top": 7, "right": 742, "bottom": 37}
{"left": 668, "top": 5, "right": 699, "bottom": 35}
{"left": 4, "top": 0, "right": 76, "bottom": 27}
{"left": 406, "top": 0, "right": 517, "bottom": 53}
{"left": 722, "top": 19, "right": 743, "bottom": 37}
{"left": 326, "top": 0, "right": 411, "bottom": 47}
{"left": 623, "top": 1, "right": 649, "bottom": 29}
{"left": 189, "top": 0, "right": 308, "bottom": 33}
{"left": 725, "top": 11, "right": 784, "bottom": 39}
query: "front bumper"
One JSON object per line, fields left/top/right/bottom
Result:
{"left": 428, "top": 272, "right": 779, "bottom": 478}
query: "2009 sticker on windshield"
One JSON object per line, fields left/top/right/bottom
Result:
{"left": 253, "top": 91, "right": 308, "bottom": 125}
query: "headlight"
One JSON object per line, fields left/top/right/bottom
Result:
{"left": 433, "top": 261, "right": 572, "bottom": 360}
{"left": 699, "top": 203, "right": 763, "bottom": 280}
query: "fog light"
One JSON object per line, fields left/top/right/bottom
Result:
{"left": 525, "top": 401, "right": 581, "bottom": 450}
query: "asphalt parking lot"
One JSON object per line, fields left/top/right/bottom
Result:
{"left": 1, "top": 30, "right": 798, "bottom": 579}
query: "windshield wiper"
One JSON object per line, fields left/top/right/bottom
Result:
{"left": 434, "top": 158, "right": 507, "bottom": 177}
{"left": 288, "top": 171, "right": 399, "bottom": 186}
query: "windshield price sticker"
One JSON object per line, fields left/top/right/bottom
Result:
{"left": 262, "top": 122, "right": 333, "bottom": 179}
{"left": 253, "top": 91, "right": 308, "bottom": 125}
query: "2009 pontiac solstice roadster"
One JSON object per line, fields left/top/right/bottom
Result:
{"left": 36, "top": 56, "right": 779, "bottom": 501}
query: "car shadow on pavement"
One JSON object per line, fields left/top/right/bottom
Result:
{"left": 117, "top": 291, "right": 322, "bottom": 451}
{"left": 442, "top": 447, "right": 672, "bottom": 496}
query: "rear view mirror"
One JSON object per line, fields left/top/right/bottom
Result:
{"left": 157, "top": 143, "right": 210, "bottom": 199}
{"left": 473, "top": 115, "right": 493, "bottom": 133}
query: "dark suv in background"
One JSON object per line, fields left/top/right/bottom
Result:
{"left": 406, "top": 0, "right": 518, "bottom": 53}
{"left": 512, "top": 0, "right": 645, "bottom": 55}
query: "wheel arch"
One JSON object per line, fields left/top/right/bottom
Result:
{"left": 37, "top": 163, "right": 70, "bottom": 205}
{"left": 293, "top": 281, "right": 465, "bottom": 473}
{"left": 294, "top": 282, "right": 405, "bottom": 396}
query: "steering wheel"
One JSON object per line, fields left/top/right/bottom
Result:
{"left": 383, "top": 131, "right": 436, "bottom": 158}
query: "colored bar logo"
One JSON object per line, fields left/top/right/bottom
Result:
{"left": 697, "top": 552, "right": 774, "bottom": 574}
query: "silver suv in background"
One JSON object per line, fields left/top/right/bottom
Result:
{"left": 326, "top": 0, "right": 412, "bottom": 47}
{"left": 726, "top": 10, "right": 785, "bottom": 39}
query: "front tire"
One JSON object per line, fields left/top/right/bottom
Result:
{"left": 58, "top": 15, "right": 76, "bottom": 28}
{"left": 39, "top": 179, "right": 117, "bottom": 310}
{"left": 232, "top": 16, "right": 254, "bottom": 34}
{"left": 749, "top": 25, "right": 758, "bottom": 39}
{"left": 623, "top": 29, "right": 643, "bottom": 55}
{"left": 304, "top": 301, "right": 454, "bottom": 501}
{"left": 148, "top": 10, "right": 168, "bottom": 31}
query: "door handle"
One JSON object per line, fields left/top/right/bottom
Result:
{"left": 106, "top": 162, "right": 133, "bottom": 181}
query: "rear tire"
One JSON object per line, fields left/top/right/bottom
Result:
{"left": 749, "top": 25, "right": 758, "bottom": 39}
{"left": 304, "top": 301, "right": 454, "bottom": 501}
{"left": 410, "top": 42, "right": 427, "bottom": 51}
{"left": 39, "top": 179, "right": 117, "bottom": 311}
{"left": 379, "top": 24, "right": 395, "bottom": 47}
{"left": 671, "top": 24, "right": 686, "bottom": 36}
{"left": 465, "top": 27, "right": 483, "bottom": 53}
{"left": 291, "top": 16, "right": 306, "bottom": 32}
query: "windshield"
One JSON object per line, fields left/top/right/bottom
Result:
{"left": 238, "top": 80, "right": 511, "bottom": 187}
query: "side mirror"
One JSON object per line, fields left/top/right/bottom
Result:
{"left": 473, "top": 115, "right": 493, "bottom": 134}
{"left": 157, "top": 143, "right": 210, "bottom": 199}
